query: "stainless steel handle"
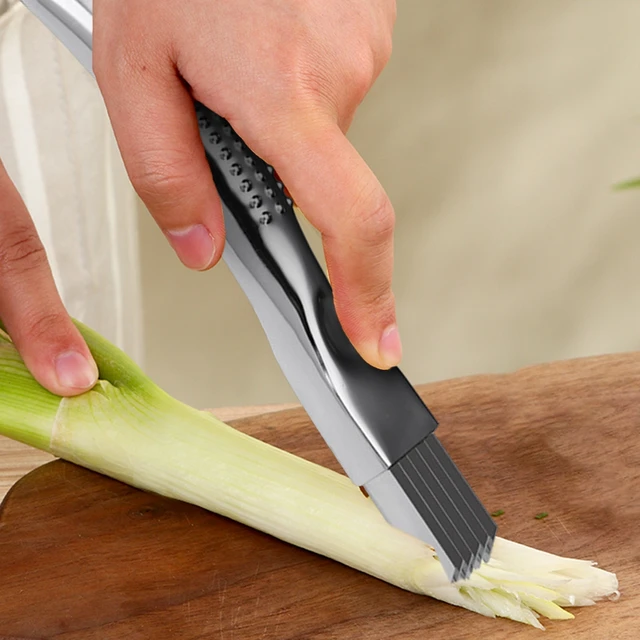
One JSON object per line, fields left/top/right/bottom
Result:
{"left": 196, "top": 104, "right": 438, "bottom": 485}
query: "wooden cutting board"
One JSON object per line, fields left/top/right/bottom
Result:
{"left": 0, "top": 353, "right": 638, "bottom": 639}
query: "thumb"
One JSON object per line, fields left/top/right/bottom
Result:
{"left": 262, "top": 119, "right": 401, "bottom": 370}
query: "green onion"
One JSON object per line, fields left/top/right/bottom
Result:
{"left": 0, "top": 322, "right": 619, "bottom": 630}
{"left": 491, "top": 509, "right": 505, "bottom": 518}
{"left": 535, "top": 512, "right": 549, "bottom": 520}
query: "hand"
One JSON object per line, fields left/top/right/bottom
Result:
{"left": 0, "top": 161, "right": 98, "bottom": 396}
{"left": 93, "top": 0, "right": 402, "bottom": 369}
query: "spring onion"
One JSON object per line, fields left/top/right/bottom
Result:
{"left": 0, "top": 322, "right": 619, "bottom": 630}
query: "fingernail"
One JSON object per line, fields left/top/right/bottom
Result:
{"left": 378, "top": 324, "right": 403, "bottom": 368}
{"left": 165, "top": 224, "right": 215, "bottom": 271}
{"left": 55, "top": 351, "right": 98, "bottom": 390}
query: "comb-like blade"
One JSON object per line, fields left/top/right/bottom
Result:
{"left": 365, "top": 433, "right": 496, "bottom": 582}
{"left": 422, "top": 435, "right": 496, "bottom": 576}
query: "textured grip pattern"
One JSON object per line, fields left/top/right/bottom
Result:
{"left": 195, "top": 103, "right": 294, "bottom": 228}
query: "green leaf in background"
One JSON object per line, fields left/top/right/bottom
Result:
{"left": 613, "top": 177, "right": 640, "bottom": 190}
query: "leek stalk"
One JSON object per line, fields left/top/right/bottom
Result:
{"left": 0, "top": 323, "right": 618, "bottom": 630}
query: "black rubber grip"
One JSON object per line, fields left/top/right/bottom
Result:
{"left": 195, "top": 102, "right": 296, "bottom": 234}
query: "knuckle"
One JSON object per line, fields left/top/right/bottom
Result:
{"left": 349, "top": 55, "right": 375, "bottom": 98}
{"left": 24, "top": 310, "right": 69, "bottom": 344}
{"left": 0, "top": 224, "right": 47, "bottom": 276}
{"left": 348, "top": 189, "right": 396, "bottom": 244}
{"left": 339, "top": 279, "right": 393, "bottom": 323}
{"left": 363, "top": 283, "right": 394, "bottom": 313}
{"left": 289, "top": 53, "right": 340, "bottom": 110}
{"left": 127, "top": 152, "right": 194, "bottom": 205}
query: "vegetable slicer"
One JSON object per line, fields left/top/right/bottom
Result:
{"left": 21, "top": 0, "right": 497, "bottom": 582}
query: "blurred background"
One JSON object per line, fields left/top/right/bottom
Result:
{"left": 2, "top": 0, "right": 640, "bottom": 409}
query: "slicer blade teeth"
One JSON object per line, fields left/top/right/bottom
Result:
{"left": 413, "top": 439, "right": 493, "bottom": 576}
{"left": 483, "top": 534, "right": 494, "bottom": 563}
{"left": 364, "top": 433, "right": 496, "bottom": 583}
{"left": 464, "top": 539, "right": 487, "bottom": 577}
{"left": 467, "top": 550, "right": 479, "bottom": 577}
{"left": 424, "top": 434, "right": 498, "bottom": 568}
{"left": 473, "top": 545, "right": 484, "bottom": 571}
{"left": 469, "top": 552, "right": 480, "bottom": 575}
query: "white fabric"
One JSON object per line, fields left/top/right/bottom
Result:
{"left": 0, "top": 2, "right": 143, "bottom": 364}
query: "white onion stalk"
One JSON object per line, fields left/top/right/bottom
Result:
{"left": 0, "top": 323, "right": 619, "bottom": 630}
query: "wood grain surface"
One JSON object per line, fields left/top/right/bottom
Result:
{"left": 0, "top": 353, "right": 638, "bottom": 639}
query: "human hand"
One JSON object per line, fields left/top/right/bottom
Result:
{"left": 0, "top": 161, "right": 98, "bottom": 396}
{"left": 93, "top": 0, "right": 401, "bottom": 369}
